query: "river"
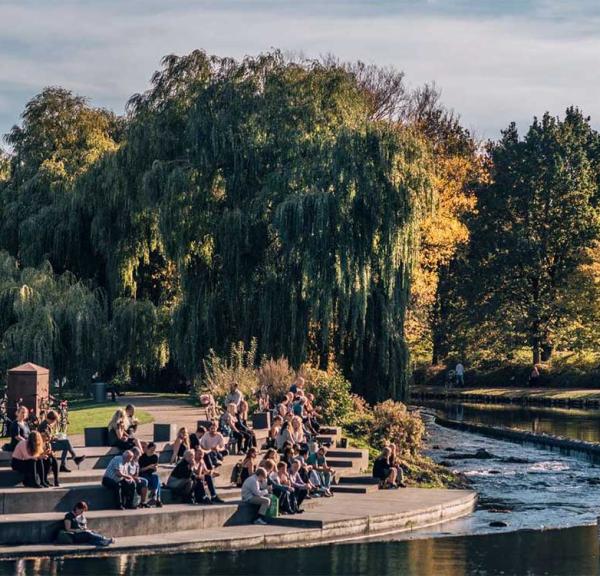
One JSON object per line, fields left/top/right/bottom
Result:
{"left": 4, "top": 401, "right": 600, "bottom": 575}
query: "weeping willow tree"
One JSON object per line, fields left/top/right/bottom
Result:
{"left": 0, "top": 251, "right": 108, "bottom": 386}
{"left": 90, "top": 50, "right": 434, "bottom": 400}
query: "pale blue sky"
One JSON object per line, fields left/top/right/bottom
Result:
{"left": 2, "top": 0, "right": 600, "bottom": 141}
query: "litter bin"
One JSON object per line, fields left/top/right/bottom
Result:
{"left": 92, "top": 382, "right": 107, "bottom": 403}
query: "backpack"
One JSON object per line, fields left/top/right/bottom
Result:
{"left": 230, "top": 462, "right": 243, "bottom": 486}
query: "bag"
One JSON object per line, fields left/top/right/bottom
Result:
{"left": 230, "top": 462, "right": 243, "bottom": 486}
{"left": 265, "top": 494, "right": 279, "bottom": 518}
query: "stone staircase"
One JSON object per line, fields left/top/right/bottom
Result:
{"left": 0, "top": 419, "right": 372, "bottom": 546}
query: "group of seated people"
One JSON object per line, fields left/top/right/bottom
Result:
{"left": 372, "top": 444, "right": 406, "bottom": 489}
{"left": 8, "top": 406, "right": 86, "bottom": 488}
{"left": 101, "top": 418, "right": 232, "bottom": 509}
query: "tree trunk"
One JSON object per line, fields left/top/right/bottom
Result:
{"left": 541, "top": 341, "right": 553, "bottom": 362}
{"left": 532, "top": 340, "right": 541, "bottom": 365}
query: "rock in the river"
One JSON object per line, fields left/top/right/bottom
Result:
{"left": 445, "top": 448, "right": 497, "bottom": 460}
{"left": 587, "top": 478, "right": 600, "bottom": 485}
{"left": 445, "top": 447, "right": 456, "bottom": 452}
{"left": 489, "top": 521, "right": 509, "bottom": 528}
{"left": 487, "top": 470, "right": 502, "bottom": 475}
{"left": 488, "top": 508, "right": 512, "bottom": 514}
{"left": 503, "top": 457, "right": 530, "bottom": 464}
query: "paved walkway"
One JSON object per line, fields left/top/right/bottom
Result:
{"left": 0, "top": 488, "right": 477, "bottom": 559}
{"left": 69, "top": 394, "right": 209, "bottom": 446}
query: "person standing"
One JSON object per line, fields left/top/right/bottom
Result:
{"left": 455, "top": 362, "right": 465, "bottom": 387}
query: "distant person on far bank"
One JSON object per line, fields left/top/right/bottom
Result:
{"left": 528, "top": 365, "right": 540, "bottom": 386}
{"left": 455, "top": 362, "right": 465, "bottom": 387}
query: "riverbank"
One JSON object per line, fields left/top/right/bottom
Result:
{"left": 0, "top": 488, "right": 476, "bottom": 559}
{"left": 0, "top": 394, "right": 477, "bottom": 559}
{"left": 412, "top": 386, "right": 600, "bottom": 408}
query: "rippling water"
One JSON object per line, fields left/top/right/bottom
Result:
{"left": 422, "top": 419, "right": 600, "bottom": 535}
{"left": 421, "top": 399, "right": 600, "bottom": 442}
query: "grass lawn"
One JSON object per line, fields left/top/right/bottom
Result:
{"left": 65, "top": 401, "right": 154, "bottom": 436}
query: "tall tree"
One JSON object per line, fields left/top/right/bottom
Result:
{"left": 466, "top": 108, "right": 600, "bottom": 364}
{"left": 100, "top": 51, "right": 435, "bottom": 400}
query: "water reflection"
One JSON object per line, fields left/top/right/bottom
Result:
{"left": 421, "top": 400, "right": 600, "bottom": 442}
{"left": 2, "top": 526, "right": 599, "bottom": 575}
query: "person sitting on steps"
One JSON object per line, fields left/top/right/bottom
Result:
{"left": 193, "top": 448, "right": 225, "bottom": 504}
{"left": 11, "top": 431, "right": 45, "bottom": 488}
{"left": 129, "top": 448, "right": 150, "bottom": 507}
{"left": 307, "top": 446, "right": 335, "bottom": 496}
{"left": 373, "top": 446, "right": 403, "bottom": 489}
{"left": 236, "top": 400, "right": 257, "bottom": 452}
{"left": 240, "top": 447, "right": 258, "bottom": 484}
{"left": 139, "top": 443, "right": 162, "bottom": 507}
{"left": 39, "top": 429, "right": 60, "bottom": 487}
{"left": 225, "top": 381, "right": 244, "bottom": 408}
{"left": 267, "top": 415, "right": 282, "bottom": 449}
{"left": 9, "top": 405, "right": 30, "bottom": 450}
{"left": 170, "top": 427, "right": 190, "bottom": 463}
{"left": 124, "top": 404, "right": 139, "bottom": 435}
{"left": 63, "top": 501, "right": 114, "bottom": 547}
{"left": 241, "top": 466, "right": 271, "bottom": 525}
{"left": 102, "top": 450, "right": 137, "bottom": 509}
{"left": 190, "top": 423, "right": 206, "bottom": 450}
{"left": 107, "top": 409, "right": 143, "bottom": 453}
{"left": 38, "top": 410, "right": 85, "bottom": 473}
{"left": 199, "top": 421, "right": 229, "bottom": 470}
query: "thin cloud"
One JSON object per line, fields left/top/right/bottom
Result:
{"left": 1, "top": 0, "right": 600, "bottom": 140}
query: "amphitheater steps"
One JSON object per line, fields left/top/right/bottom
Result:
{"left": 0, "top": 502, "right": 255, "bottom": 545}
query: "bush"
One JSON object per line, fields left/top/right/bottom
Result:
{"left": 257, "top": 357, "right": 295, "bottom": 403}
{"left": 370, "top": 400, "right": 424, "bottom": 456}
{"left": 199, "top": 340, "right": 259, "bottom": 405}
{"left": 342, "top": 394, "right": 374, "bottom": 438}
{"left": 300, "top": 366, "right": 353, "bottom": 425}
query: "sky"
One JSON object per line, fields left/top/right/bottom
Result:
{"left": 2, "top": 0, "right": 600, "bottom": 142}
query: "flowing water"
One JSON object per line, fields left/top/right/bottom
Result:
{"left": 4, "top": 401, "right": 600, "bottom": 575}
{"left": 420, "top": 399, "right": 600, "bottom": 442}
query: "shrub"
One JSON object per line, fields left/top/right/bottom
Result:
{"left": 342, "top": 394, "right": 374, "bottom": 438}
{"left": 199, "top": 339, "right": 259, "bottom": 406}
{"left": 257, "top": 357, "right": 295, "bottom": 403}
{"left": 300, "top": 365, "right": 353, "bottom": 425}
{"left": 370, "top": 400, "right": 424, "bottom": 456}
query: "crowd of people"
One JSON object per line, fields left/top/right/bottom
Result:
{"left": 8, "top": 406, "right": 86, "bottom": 488}
{"left": 3, "top": 375, "right": 408, "bottom": 542}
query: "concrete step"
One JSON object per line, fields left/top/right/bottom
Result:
{"left": 0, "top": 502, "right": 256, "bottom": 546}
{"left": 0, "top": 477, "right": 242, "bottom": 515}
{"left": 339, "top": 475, "right": 379, "bottom": 485}
{"left": 326, "top": 449, "right": 366, "bottom": 459}
{"left": 0, "top": 443, "right": 176, "bottom": 470}
{"left": 330, "top": 484, "right": 378, "bottom": 494}
{"left": 326, "top": 459, "right": 356, "bottom": 468}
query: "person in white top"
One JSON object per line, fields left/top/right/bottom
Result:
{"left": 225, "top": 382, "right": 244, "bottom": 408}
{"left": 455, "top": 362, "right": 465, "bottom": 387}
{"left": 241, "top": 467, "right": 271, "bottom": 525}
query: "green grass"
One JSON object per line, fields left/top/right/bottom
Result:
{"left": 66, "top": 403, "right": 154, "bottom": 436}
